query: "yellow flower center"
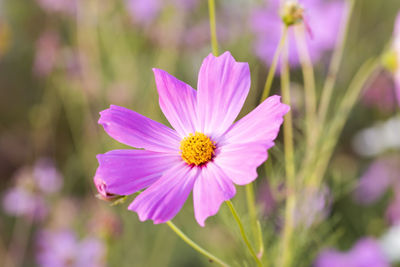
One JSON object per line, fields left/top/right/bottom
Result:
{"left": 180, "top": 132, "right": 216, "bottom": 166}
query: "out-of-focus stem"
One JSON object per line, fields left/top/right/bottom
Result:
{"left": 280, "top": 40, "right": 296, "bottom": 267}
{"left": 208, "top": 0, "right": 219, "bottom": 56}
{"left": 294, "top": 26, "right": 317, "bottom": 147}
{"left": 261, "top": 26, "right": 288, "bottom": 101}
{"left": 318, "top": 0, "right": 355, "bottom": 126}
{"left": 311, "top": 59, "right": 380, "bottom": 185}
{"left": 166, "top": 221, "right": 230, "bottom": 267}
{"left": 226, "top": 201, "right": 263, "bottom": 267}
{"left": 4, "top": 215, "right": 33, "bottom": 267}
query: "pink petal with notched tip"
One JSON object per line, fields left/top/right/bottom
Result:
{"left": 193, "top": 162, "right": 236, "bottom": 226}
{"left": 98, "top": 105, "right": 180, "bottom": 153}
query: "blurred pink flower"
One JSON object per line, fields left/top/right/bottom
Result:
{"left": 353, "top": 157, "right": 398, "bottom": 205}
{"left": 393, "top": 12, "right": 400, "bottom": 105}
{"left": 36, "top": 229, "right": 105, "bottom": 267}
{"left": 94, "top": 52, "right": 289, "bottom": 226}
{"left": 362, "top": 71, "right": 398, "bottom": 112}
{"left": 314, "top": 238, "right": 389, "bottom": 267}
{"left": 35, "top": 0, "right": 77, "bottom": 16}
{"left": 251, "top": 0, "right": 346, "bottom": 68}
{"left": 125, "top": 0, "right": 199, "bottom": 26}
{"left": 33, "top": 31, "right": 60, "bottom": 77}
{"left": 294, "top": 185, "right": 331, "bottom": 227}
{"left": 33, "top": 158, "right": 63, "bottom": 194}
{"left": 2, "top": 187, "right": 47, "bottom": 221}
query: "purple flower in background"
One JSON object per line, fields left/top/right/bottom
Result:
{"left": 362, "top": 71, "right": 398, "bottom": 112}
{"left": 314, "top": 238, "right": 390, "bottom": 267}
{"left": 33, "top": 31, "right": 60, "bottom": 77}
{"left": 33, "top": 158, "right": 63, "bottom": 194}
{"left": 251, "top": 0, "right": 345, "bottom": 68}
{"left": 354, "top": 156, "right": 399, "bottom": 202}
{"left": 2, "top": 187, "right": 47, "bottom": 221}
{"left": 95, "top": 52, "right": 289, "bottom": 226}
{"left": 294, "top": 185, "right": 331, "bottom": 227}
{"left": 393, "top": 12, "right": 400, "bottom": 105}
{"left": 386, "top": 190, "right": 400, "bottom": 225}
{"left": 125, "top": 0, "right": 199, "bottom": 26}
{"left": 353, "top": 157, "right": 398, "bottom": 205}
{"left": 36, "top": 229, "right": 105, "bottom": 267}
{"left": 35, "top": 0, "right": 77, "bottom": 16}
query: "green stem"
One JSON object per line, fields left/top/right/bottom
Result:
{"left": 311, "top": 59, "right": 380, "bottom": 185}
{"left": 208, "top": 0, "right": 219, "bottom": 56}
{"left": 166, "top": 221, "right": 230, "bottom": 267}
{"left": 318, "top": 0, "right": 355, "bottom": 126}
{"left": 225, "top": 201, "right": 263, "bottom": 267}
{"left": 245, "top": 183, "right": 266, "bottom": 262}
{"left": 260, "top": 26, "right": 288, "bottom": 101}
{"left": 280, "top": 39, "right": 296, "bottom": 267}
{"left": 294, "top": 26, "right": 317, "bottom": 148}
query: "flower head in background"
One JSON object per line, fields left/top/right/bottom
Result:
{"left": 33, "top": 31, "right": 60, "bottom": 77}
{"left": 314, "top": 238, "right": 390, "bottom": 267}
{"left": 36, "top": 229, "right": 105, "bottom": 267}
{"left": 2, "top": 186, "right": 47, "bottom": 221}
{"left": 294, "top": 185, "right": 331, "bottom": 228}
{"left": 35, "top": 0, "right": 77, "bottom": 16}
{"left": 33, "top": 158, "right": 63, "bottom": 194}
{"left": 251, "top": 0, "right": 345, "bottom": 68}
{"left": 125, "top": 0, "right": 199, "bottom": 26}
{"left": 2, "top": 158, "right": 63, "bottom": 221}
{"left": 353, "top": 156, "right": 400, "bottom": 226}
{"left": 353, "top": 156, "right": 398, "bottom": 205}
{"left": 95, "top": 52, "right": 289, "bottom": 226}
{"left": 392, "top": 12, "right": 400, "bottom": 105}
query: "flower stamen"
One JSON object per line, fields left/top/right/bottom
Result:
{"left": 180, "top": 132, "right": 216, "bottom": 166}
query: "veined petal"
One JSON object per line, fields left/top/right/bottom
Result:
{"left": 221, "top": 95, "right": 289, "bottom": 145}
{"left": 193, "top": 163, "right": 236, "bottom": 227}
{"left": 99, "top": 105, "right": 180, "bottom": 152}
{"left": 94, "top": 150, "right": 181, "bottom": 197}
{"left": 214, "top": 142, "right": 272, "bottom": 185}
{"left": 153, "top": 68, "right": 198, "bottom": 137}
{"left": 128, "top": 162, "right": 199, "bottom": 224}
{"left": 197, "top": 51, "right": 250, "bottom": 137}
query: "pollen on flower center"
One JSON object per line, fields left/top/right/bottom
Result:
{"left": 180, "top": 132, "right": 216, "bottom": 166}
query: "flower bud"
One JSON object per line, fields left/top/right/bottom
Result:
{"left": 280, "top": 1, "right": 304, "bottom": 26}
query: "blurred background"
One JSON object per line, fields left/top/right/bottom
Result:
{"left": 1, "top": 0, "right": 400, "bottom": 266}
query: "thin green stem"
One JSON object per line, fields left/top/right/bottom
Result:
{"left": 279, "top": 40, "right": 296, "bottom": 267}
{"left": 260, "top": 26, "right": 288, "bottom": 102}
{"left": 318, "top": 0, "right": 355, "bottom": 126}
{"left": 311, "top": 59, "right": 380, "bottom": 185}
{"left": 225, "top": 201, "right": 263, "bottom": 267}
{"left": 208, "top": 0, "right": 219, "bottom": 56}
{"left": 166, "top": 221, "right": 230, "bottom": 267}
{"left": 294, "top": 26, "right": 317, "bottom": 148}
{"left": 245, "top": 183, "right": 266, "bottom": 264}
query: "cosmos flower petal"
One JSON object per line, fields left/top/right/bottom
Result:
{"left": 197, "top": 51, "right": 250, "bottom": 137}
{"left": 153, "top": 68, "right": 198, "bottom": 137}
{"left": 128, "top": 162, "right": 199, "bottom": 224}
{"left": 99, "top": 105, "right": 180, "bottom": 152}
{"left": 193, "top": 162, "right": 236, "bottom": 227}
{"left": 94, "top": 149, "right": 181, "bottom": 197}
{"left": 214, "top": 142, "right": 273, "bottom": 185}
{"left": 221, "top": 95, "right": 289, "bottom": 145}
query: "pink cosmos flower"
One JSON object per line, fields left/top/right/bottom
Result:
{"left": 251, "top": 0, "right": 345, "bottom": 68}
{"left": 94, "top": 52, "right": 289, "bottom": 226}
